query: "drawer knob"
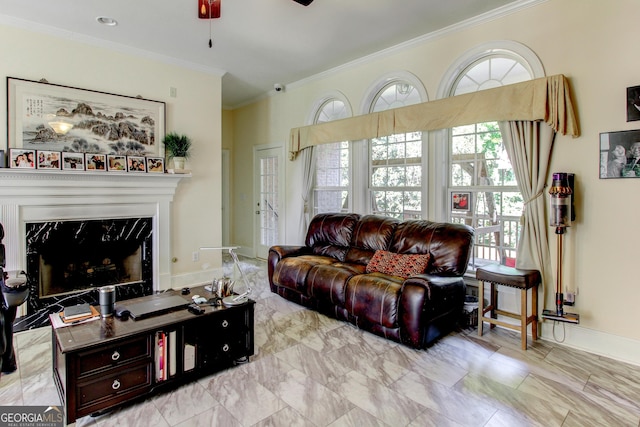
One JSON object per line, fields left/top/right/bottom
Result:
{"left": 221, "top": 320, "right": 229, "bottom": 328}
{"left": 112, "top": 379, "right": 121, "bottom": 390}
{"left": 222, "top": 344, "right": 229, "bottom": 352}
{"left": 111, "top": 351, "right": 121, "bottom": 361}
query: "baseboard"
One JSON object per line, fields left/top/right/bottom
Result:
{"left": 540, "top": 321, "right": 640, "bottom": 367}
{"left": 169, "top": 268, "right": 223, "bottom": 290}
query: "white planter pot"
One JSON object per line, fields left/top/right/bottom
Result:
{"left": 172, "top": 157, "right": 185, "bottom": 170}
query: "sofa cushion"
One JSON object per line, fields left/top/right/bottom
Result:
{"left": 345, "top": 215, "right": 399, "bottom": 265}
{"left": 272, "top": 255, "right": 335, "bottom": 293}
{"left": 306, "top": 213, "right": 360, "bottom": 261}
{"left": 346, "top": 273, "right": 403, "bottom": 329}
{"left": 365, "top": 250, "right": 431, "bottom": 278}
{"left": 390, "top": 220, "right": 474, "bottom": 276}
{"left": 307, "top": 262, "right": 365, "bottom": 307}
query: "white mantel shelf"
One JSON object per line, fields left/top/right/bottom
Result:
{"left": 0, "top": 168, "right": 190, "bottom": 200}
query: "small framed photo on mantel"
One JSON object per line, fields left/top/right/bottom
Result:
{"left": 37, "top": 150, "right": 61, "bottom": 170}
{"left": 62, "top": 152, "right": 85, "bottom": 171}
{"left": 146, "top": 157, "right": 165, "bottom": 173}
{"left": 86, "top": 154, "right": 107, "bottom": 171}
{"left": 127, "top": 155, "right": 147, "bottom": 173}
{"left": 9, "top": 148, "right": 35, "bottom": 169}
{"left": 107, "top": 155, "right": 126, "bottom": 172}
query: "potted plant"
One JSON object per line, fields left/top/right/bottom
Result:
{"left": 162, "top": 132, "right": 191, "bottom": 170}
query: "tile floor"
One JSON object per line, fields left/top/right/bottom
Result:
{"left": 2, "top": 259, "right": 640, "bottom": 426}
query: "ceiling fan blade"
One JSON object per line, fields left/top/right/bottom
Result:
{"left": 292, "top": 0, "right": 314, "bottom": 5}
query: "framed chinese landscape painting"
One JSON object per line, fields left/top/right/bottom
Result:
{"left": 7, "top": 77, "right": 165, "bottom": 157}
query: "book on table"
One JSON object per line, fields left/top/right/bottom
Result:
{"left": 61, "top": 304, "right": 99, "bottom": 322}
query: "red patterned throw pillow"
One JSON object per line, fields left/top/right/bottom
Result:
{"left": 366, "top": 250, "right": 431, "bottom": 278}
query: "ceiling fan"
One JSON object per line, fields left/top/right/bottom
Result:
{"left": 198, "top": 0, "right": 313, "bottom": 47}
{"left": 198, "top": 0, "right": 314, "bottom": 19}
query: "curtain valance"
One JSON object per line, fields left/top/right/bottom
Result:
{"left": 289, "top": 74, "right": 579, "bottom": 159}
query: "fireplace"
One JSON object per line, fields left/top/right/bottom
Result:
{"left": 26, "top": 218, "right": 153, "bottom": 299}
{"left": 0, "top": 169, "right": 187, "bottom": 330}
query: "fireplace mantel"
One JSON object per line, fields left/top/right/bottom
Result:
{"left": 0, "top": 169, "right": 190, "bottom": 292}
{"left": 0, "top": 169, "right": 189, "bottom": 198}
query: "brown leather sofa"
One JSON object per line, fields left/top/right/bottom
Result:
{"left": 268, "top": 213, "right": 474, "bottom": 348}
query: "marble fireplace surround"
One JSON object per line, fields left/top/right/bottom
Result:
{"left": 0, "top": 169, "right": 187, "bottom": 322}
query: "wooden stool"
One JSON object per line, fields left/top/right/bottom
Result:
{"left": 476, "top": 264, "right": 541, "bottom": 350}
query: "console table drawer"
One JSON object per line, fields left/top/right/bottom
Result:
{"left": 77, "top": 336, "right": 151, "bottom": 377}
{"left": 210, "top": 310, "right": 246, "bottom": 333}
{"left": 200, "top": 337, "right": 248, "bottom": 368}
{"left": 77, "top": 363, "right": 152, "bottom": 410}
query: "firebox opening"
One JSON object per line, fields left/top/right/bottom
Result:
{"left": 38, "top": 246, "right": 144, "bottom": 297}
{"left": 26, "top": 218, "right": 153, "bottom": 299}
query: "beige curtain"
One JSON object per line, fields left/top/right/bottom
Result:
{"left": 499, "top": 121, "right": 556, "bottom": 302}
{"left": 299, "top": 147, "right": 316, "bottom": 240}
{"left": 289, "top": 74, "right": 579, "bottom": 158}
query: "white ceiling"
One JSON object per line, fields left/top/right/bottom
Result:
{"left": 0, "top": 0, "right": 525, "bottom": 108}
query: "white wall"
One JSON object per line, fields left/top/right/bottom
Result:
{"left": 230, "top": 0, "right": 640, "bottom": 364}
{"left": 0, "top": 23, "right": 224, "bottom": 287}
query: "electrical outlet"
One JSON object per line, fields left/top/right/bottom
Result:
{"left": 192, "top": 251, "right": 199, "bottom": 262}
{"left": 565, "top": 292, "right": 575, "bottom": 305}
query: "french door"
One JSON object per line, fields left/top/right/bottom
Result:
{"left": 254, "top": 146, "right": 283, "bottom": 259}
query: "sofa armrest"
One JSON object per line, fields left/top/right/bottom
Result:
{"left": 399, "top": 274, "right": 465, "bottom": 347}
{"left": 267, "top": 245, "right": 312, "bottom": 288}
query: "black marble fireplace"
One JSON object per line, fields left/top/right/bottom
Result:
{"left": 16, "top": 217, "right": 154, "bottom": 330}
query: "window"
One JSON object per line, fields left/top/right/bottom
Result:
{"left": 313, "top": 99, "right": 350, "bottom": 214}
{"left": 369, "top": 82, "right": 424, "bottom": 219}
{"left": 447, "top": 55, "right": 532, "bottom": 268}
{"left": 314, "top": 141, "right": 350, "bottom": 214}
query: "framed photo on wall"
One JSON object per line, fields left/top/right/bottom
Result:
{"left": 36, "top": 150, "right": 61, "bottom": 170}
{"left": 6, "top": 77, "right": 166, "bottom": 156}
{"left": 600, "top": 129, "right": 640, "bottom": 178}
{"left": 9, "top": 148, "right": 35, "bottom": 169}
{"left": 627, "top": 85, "right": 640, "bottom": 122}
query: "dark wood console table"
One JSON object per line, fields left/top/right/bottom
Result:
{"left": 51, "top": 285, "right": 254, "bottom": 424}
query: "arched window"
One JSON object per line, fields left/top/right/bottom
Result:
{"left": 367, "top": 77, "right": 425, "bottom": 219}
{"left": 313, "top": 98, "right": 350, "bottom": 214}
{"left": 444, "top": 44, "right": 540, "bottom": 268}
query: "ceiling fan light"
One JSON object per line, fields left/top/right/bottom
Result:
{"left": 198, "top": 0, "right": 221, "bottom": 19}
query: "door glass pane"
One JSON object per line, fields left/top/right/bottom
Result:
{"left": 260, "top": 155, "right": 279, "bottom": 247}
